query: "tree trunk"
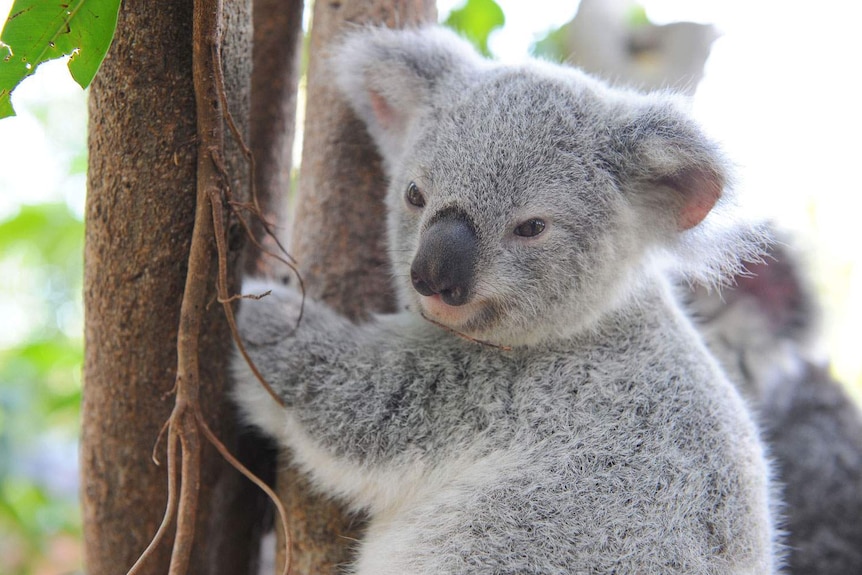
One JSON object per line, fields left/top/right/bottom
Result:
{"left": 246, "top": 0, "right": 304, "bottom": 276}
{"left": 275, "top": 1, "right": 436, "bottom": 572}
{"left": 81, "top": 0, "right": 253, "bottom": 573}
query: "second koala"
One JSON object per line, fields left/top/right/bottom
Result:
{"left": 234, "top": 27, "right": 779, "bottom": 574}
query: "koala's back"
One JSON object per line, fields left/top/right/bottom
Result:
{"left": 347, "top": 284, "right": 774, "bottom": 575}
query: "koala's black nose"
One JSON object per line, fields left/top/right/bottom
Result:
{"left": 410, "top": 210, "right": 478, "bottom": 306}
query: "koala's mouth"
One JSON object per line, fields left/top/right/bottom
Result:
{"left": 417, "top": 293, "right": 499, "bottom": 335}
{"left": 420, "top": 294, "right": 475, "bottom": 324}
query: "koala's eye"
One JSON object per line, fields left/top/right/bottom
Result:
{"left": 405, "top": 182, "right": 426, "bottom": 208}
{"left": 514, "top": 218, "right": 546, "bottom": 238}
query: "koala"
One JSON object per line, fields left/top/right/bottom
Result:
{"left": 689, "top": 240, "right": 862, "bottom": 574}
{"left": 233, "top": 26, "right": 779, "bottom": 574}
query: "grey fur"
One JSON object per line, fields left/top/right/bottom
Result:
{"left": 690, "top": 241, "right": 862, "bottom": 575}
{"left": 234, "top": 26, "right": 779, "bottom": 574}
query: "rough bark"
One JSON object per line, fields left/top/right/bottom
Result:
{"left": 275, "top": 1, "right": 436, "bottom": 572}
{"left": 81, "top": 0, "right": 253, "bottom": 573}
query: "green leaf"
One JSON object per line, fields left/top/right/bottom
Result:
{"left": 531, "top": 24, "right": 570, "bottom": 63}
{"left": 0, "top": 0, "right": 121, "bottom": 118}
{"left": 444, "top": 0, "right": 505, "bottom": 57}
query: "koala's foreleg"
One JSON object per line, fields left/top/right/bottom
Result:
{"left": 232, "top": 282, "right": 445, "bottom": 508}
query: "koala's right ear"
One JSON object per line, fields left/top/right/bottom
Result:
{"left": 332, "top": 27, "right": 484, "bottom": 167}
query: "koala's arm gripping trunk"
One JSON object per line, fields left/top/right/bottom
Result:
{"left": 236, "top": 292, "right": 438, "bottom": 465}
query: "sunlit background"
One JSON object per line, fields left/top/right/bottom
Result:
{"left": 1, "top": 0, "right": 860, "bottom": 572}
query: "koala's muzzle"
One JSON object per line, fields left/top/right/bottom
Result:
{"left": 410, "top": 211, "right": 478, "bottom": 306}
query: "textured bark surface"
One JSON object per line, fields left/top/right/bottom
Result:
{"left": 81, "top": 0, "right": 253, "bottom": 573}
{"left": 245, "top": 0, "right": 305, "bottom": 275}
{"left": 275, "top": 0, "right": 436, "bottom": 572}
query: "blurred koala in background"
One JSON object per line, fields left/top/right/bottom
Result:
{"left": 532, "top": 0, "right": 718, "bottom": 96}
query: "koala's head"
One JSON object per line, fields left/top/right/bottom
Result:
{"left": 334, "top": 26, "right": 735, "bottom": 348}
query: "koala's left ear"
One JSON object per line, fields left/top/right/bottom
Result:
{"left": 331, "top": 26, "right": 483, "bottom": 169}
{"left": 611, "top": 99, "right": 728, "bottom": 232}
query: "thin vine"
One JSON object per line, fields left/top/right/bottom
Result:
{"left": 126, "top": 0, "right": 297, "bottom": 573}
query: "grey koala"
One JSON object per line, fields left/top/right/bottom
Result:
{"left": 233, "top": 26, "right": 780, "bottom": 574}
{"left": 689, "top": 241, "right": 862, "bottom": 575}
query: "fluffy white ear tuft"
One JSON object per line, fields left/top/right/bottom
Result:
{"left": 331, "top": 26, "right": 484, "bottom": 171}
{"left": 608, "top": 98, "right": 770, "bottom": 286}
{"left": 610, "top": 97, "right": 729, "bottom": 233}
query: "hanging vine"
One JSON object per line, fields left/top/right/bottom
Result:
{"left": 127, "top": 0, "right": 295, "bottom": 572}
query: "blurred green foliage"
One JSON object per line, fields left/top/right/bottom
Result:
{"left": 531, "top": 24, "right": 568, "bottom": 62}
{"left": 443, "top": 0, "right": 504, "bottom": 56}
{"left": 532, "top": 2, "right": 650, "bottom": 63}
{"left": 0, "top": 202, "right": 84, "bottom": 574}
{"left": 0, "top": 1, "right": 88, "bottom": 566}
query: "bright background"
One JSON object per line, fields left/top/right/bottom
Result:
{"left": 1, "top": 0, "right": 860, "bottom": 573}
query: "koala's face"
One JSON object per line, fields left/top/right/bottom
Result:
{"left": 334, "top": 27, "right": 729, "bottom": 347}
{"left": 386, "top": 72, "right": 636, "bottom": 346}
